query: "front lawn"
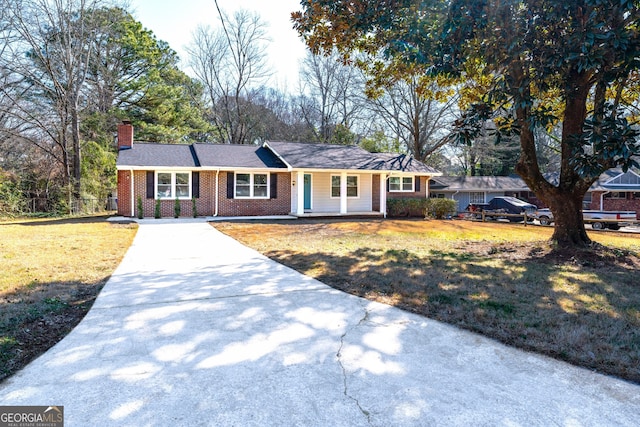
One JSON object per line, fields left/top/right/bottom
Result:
{"left": 0, "top": 216, "right": 137, "bottom": 382}
{"left": 214, "top": 219, "right": 640, "bottom": 384}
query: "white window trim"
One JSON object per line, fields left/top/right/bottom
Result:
{"left": 389, "top": 176, "right": 415, "bottom": 192}
{"left": 235, "top": 172, "right": 270, "bottom": 199}
{"left": 468, "top": 192, "right": 485, "bottom": 204}
{"left": 156, "top": 171, "right": 191, "bottom": 200}
{"left": 330, "top": 174, "right": 360, "bottom": 199}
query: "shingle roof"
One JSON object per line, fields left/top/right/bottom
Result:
{"left": 116, "top": 143, "right": 288, "bottom": 169}
{"left": 116, "top": 143, "right": 197, "bottom": 168}
{"left": 589, "top": 168, "right": 640, "bottom": 191}
{"left": 192, "top": 144, "right": 287, "bottom": 169}
{"left": 430, "top": 176, "right": 529, "bottom": 191}
{"left": 265, "top": 141, "right": 440, "bottom": 174}
{"left": 116, "top": 140, "right": 441, "bottom": 175}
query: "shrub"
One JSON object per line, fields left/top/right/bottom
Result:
{"left": 136, "top": 196, "right": 143, "bottom": 219}
{"left": 154, "top": 199, "right": 161, "bottom": 219}
{"left": 192, "top": 197, "right": 197, "bottom": 218}
{"left": 387, "top": 198, "right": 429, "bottom": 217}
{"left": 425, "top": 198, "right": 457, "bottom": 219}
{"left": 174, "top": 198, "right": 181, "bottom": 218}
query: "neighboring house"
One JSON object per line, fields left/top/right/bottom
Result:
{"left": 587, "top": 168, "right": 640, "bottom": 217}
{"left": 431, "top": 169, "right": 640, "bottom": 218}
{"left": 115, "top": 122, "right": 441, "bottom": 218}
{"left": 429, "top": 176, "right": 539, "bottom": 212}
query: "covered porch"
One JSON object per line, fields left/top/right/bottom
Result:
{"left": 289, "top": 170, "right": 388, "bottom": 217}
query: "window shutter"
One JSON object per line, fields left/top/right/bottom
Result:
{"left": 146, "top": 171, "right": 154, "bottom": 199}
{"left": 227, "top": 172, "right": 235, "bottom": 199}
{"left": 415, "top": 176, "right": 421, "bottom": 192}
{"left": 270, "top": 173, "right": 278, "bottom": 199}
{"left": 386, "top": 178, "right": 390, "bottom": 192}
{"left": 192, "top": 172, "right": 200, "bottom": 198}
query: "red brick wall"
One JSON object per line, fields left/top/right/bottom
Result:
{"left": 217, "top": 172, "right": 291, "bottom": 216}
{"left": 372, "top": 174, "right": 380, "bottom": 212}
{"left": 117, "top": 170, "right": 132, "bottom": 216}
{"left": 590, "top": 191, "right": 640, "bottom": 219}
{"left": 386, "top": 176, "right": 429, "bottom": 199}
{"left": 117, "top": 170, "right": 218, "bottom": 217}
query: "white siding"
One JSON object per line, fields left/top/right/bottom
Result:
{"left": 307, "top": 172, "right": 373, "bottom": 213}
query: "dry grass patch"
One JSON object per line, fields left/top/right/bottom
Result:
{"left": 214, "top": 218, "right": 640, "bottom": 384}
{"left": 0, "top": 216, "right": 137, "bottom": 382}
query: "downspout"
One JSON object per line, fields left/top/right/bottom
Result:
{"left": 130, "top": 169, "right": 135, "bottom": 218}
{"left": 600, "top": 191, "right": 610, "bottom": 211}
{"left": 214, "top": 169, "right": 220, "bottom": 216}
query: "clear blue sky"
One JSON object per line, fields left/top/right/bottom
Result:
{"left": 129, "top": 0, "right": 308, "bottom": 89}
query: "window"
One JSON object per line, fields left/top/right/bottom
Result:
{"left": 469, "top": 192, "right": 485, "bottom": 204}
{"left": 157, "top": 172, "right": 191, "bottom": 199}
{"left": 331, "top": 175, "right": 359, "bottom": 198}
{"left": 605, "top": 191, "right": 626, "bottom": 200}
{"left": 235, "top": 173, "right": 269, "bottom": 198}
{"left": 347, "top": 176, "right": 358, "bottom": 197}
{"left": 389, "top": 176, "right": 414, "bottom": 192}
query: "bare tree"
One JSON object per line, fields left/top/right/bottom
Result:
{"left": 297, "top": 50, "right": 365, "bottom": 143}
{"left": 187, "top": 6, "right": 271, "bottom": 144}
{"left": 0, "top": 0, "right": 106, "bottom": 208}
{"left": 367, "top": 76, "right": 458, "bottom": 162}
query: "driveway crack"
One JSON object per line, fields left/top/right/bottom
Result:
{"left": 336, "top": 306, "right": 373, "bottom": 425}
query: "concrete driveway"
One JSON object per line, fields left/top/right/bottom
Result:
{"left": 1, "top": 220, "right": 639, "bottom": 426}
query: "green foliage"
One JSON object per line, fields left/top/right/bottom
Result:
{"left": 81, "top": 140, "right": 116, "bottom": 203}
{"left": 387, "top": 198, "right": 429, "bottom": 217}
{"left": 328, "top": 123, "right": 357, "bottom": 145}
{"left": 387, "top": 197, "right": 457, "bottom": 219}
{"left": 154, "top": 199, "right": 161, "bottom": 219}
{"left": 137, "top": 196, "right": 143, "bottom": 219}
{"left": 360, "top": 130, "right": 401, "bottom": 153}
{"left": 192, "top": 197, "right": 197, "bottom": 218}
{"left": 174, "top": 198, "right": 181, "bottom": 218}
{"left": 0, "top": 171, "right": 26, "bottom": 216}
{"left": 425, "top": 198, "right": 457, "bottom": 220}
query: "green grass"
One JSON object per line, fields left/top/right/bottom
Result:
{"left": 215, "top": 218, "right": 640, "bottom": 384}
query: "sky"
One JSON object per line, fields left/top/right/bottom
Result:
{"left": 128, "top": 0, "right": 309, "bottom": 89}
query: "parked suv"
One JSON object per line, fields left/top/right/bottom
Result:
{"left": 483, "top": 196, "right": 537, "bottom": 222}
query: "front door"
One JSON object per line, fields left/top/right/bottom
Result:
{"left": 303, "top": 174, "right": 312, "bottom": 210}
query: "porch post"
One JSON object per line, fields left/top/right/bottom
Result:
{"left": 296, "top": 170, "right": 305, "bottom": 215}
{"left": 380, "top": 174, "right": 387, "bottom": 217}
{"left": 340, "top": 172, "right": 347, "bottom": 214}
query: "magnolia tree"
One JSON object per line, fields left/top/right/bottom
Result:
{"left": 293, "top": 0, "right": 640, "bottom": 247}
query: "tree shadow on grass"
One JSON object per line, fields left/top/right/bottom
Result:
{"left": 264, "top": 246, "right": 640, "bottom": 384}
{"left": 2, "top": 214, "right": 117, "bottom": 227}
{"left": 0, "top": 278, "right": 109, "bottom": 382}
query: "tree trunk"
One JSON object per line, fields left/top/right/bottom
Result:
{"left": 547, "top": 192, "right": 591, "bottom": 247}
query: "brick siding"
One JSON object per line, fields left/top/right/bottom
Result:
{"left": 217, "top": 172, "right": 291, "bottom": 216}
{"left": 589, "top": 191, "right": 640, "bottom": 219}
{"left": 372, "top": 174, "right": 380, "bottom": 212}
{"left": 386, "top": 176, "right": 429, "bottom": 199}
